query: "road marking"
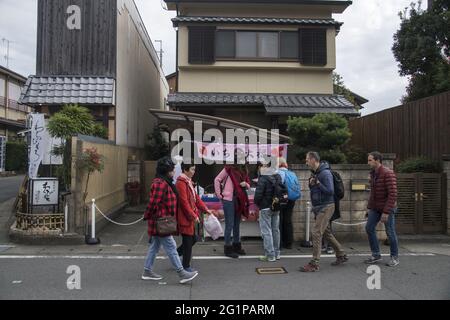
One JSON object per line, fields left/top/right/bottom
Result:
{"left": 0, "top": 253, "right": 435, "bottom": 260}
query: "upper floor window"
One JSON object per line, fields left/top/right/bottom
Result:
{"left": 216, "top": 30, "right": 298, "bottom": 60}
{"left": 188, "top": 26, "right": 327, "bottom": 65}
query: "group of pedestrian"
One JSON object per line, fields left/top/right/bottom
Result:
{"left": 141, "top": 149, "right": 399, "bottom": 283}
{"left": 142, "top": 157, "right": 213, "bottom": 284}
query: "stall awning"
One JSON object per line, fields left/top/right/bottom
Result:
{"left": 168, "top": 93, "right": 360, "bottom": 117}
{"left": 148, "top": 109, "right": 291, "bottom": 142}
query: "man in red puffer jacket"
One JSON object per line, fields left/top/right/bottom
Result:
{"left": 365, "top": 151, "right": 399, "bottom": 267}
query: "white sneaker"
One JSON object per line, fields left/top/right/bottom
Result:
{"left": 141, "top": 269, "right": 163, "bottom": 281}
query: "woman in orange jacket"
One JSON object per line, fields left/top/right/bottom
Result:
{"left": 175, "top": 162, "right": 212, "bottom": 272}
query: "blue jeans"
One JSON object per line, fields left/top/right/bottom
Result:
{"left": 366, "top": 209, "right": 399, "bottom": 258}
{"left": 259, "top": 208, "right": 280, "bottom": 259}
{"left": 223, "top": 200, "right": 241, "bottom": 246}
{"left": 144, "top": 236, "right": 183, "bottom": 272}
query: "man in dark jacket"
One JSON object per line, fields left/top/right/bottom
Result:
{"left": 254, "top": 163, "right": 285, "bottom": 262}
{"left": 365, "top": 151, "right": 399, "bottom": 267}
{"left": 300, "top": 152, "right": 348, "bottom": 272}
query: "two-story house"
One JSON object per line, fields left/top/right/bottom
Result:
{"left": 20, "top": 0, "right": 168, "bottom": 148}
{"left": 162, "top": 0, "right": 358, "bottom": 137}
{"left": 0, "top": 66, "right": 32, "bottom": 140}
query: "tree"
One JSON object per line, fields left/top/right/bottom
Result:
{"left": 333, "top": 72, "right": 358, "bottom": 109}
{"left": 287, "top": 113, "right": 352, "bottom": 164}
{"left": 145, "top": 126, "right": 170, "bottom": 160}
{"left": 392, "top": 0, "right": 450, "bottom": 102}
{"left": 47, "top": 104, "right": 108, "bottom": 190}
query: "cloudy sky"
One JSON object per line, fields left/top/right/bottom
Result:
{"left": 0, "top": 0, "right": 422, "bottom": 116}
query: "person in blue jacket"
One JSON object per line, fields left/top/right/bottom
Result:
{"left": 300, "top": 151, "right": 348, "bottom": 272}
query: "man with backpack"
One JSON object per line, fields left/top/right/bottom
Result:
{"left": 277, "top": 158, "right": 301, "bottom": 249}
{"left": 254, "top": 160, "right": 288, "bottom": 262}
{"left": 300, "top": 151, "right": 348, "bottom": 272}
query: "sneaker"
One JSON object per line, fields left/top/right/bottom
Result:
{"left": 364, "top": 255, "right": 382, "bottom": 264}
{"left": 386, "top": 256, "right": 399, "bottom": 267}
{"left": 299, "top": 261, "right": 320, "bottom": 272}
{"left": 141, "top": 269, "right": 163, "bottom": 281}
{"left": 178, "top": 269, "right": 199, "bottom": 284}
{"left": 331, "top": 255, "right": 349, "bottom": 266}
{"left": 276, "top": 255, "right": 281, "bottom": 260}
{"left": 326, "top": 247, "right": 334, "bottom": 254}
{"left": 184, "top": 267, "right": 198, "bottom": 273}
{"left": 259, "top": 255, "right": 276, "bottom": 262}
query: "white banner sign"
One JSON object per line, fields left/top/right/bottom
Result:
{"left": 42, "top": 121, "right": 64, "bottom": 165}
{"left": 28, "top": 114, "right": 46, "bottom": 178}
{"left": 31, "top": 178, "right": 59, "bottom": 206}
{"left": 196, "top": 142, "right": 288, "bottom": 163}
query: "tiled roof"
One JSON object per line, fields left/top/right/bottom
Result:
{"left": 172, "top": 16, "right": 343, "bottom": 28}
{"left": 168, "top": 93, "right": 359, "bottom": 116}
{"left": 19, "top": 76, "right": 115, "bottom": 105}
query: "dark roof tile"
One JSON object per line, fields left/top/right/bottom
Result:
{"left": 168, "top": 92, "right": 359, "bottom": 116}
{"left": 19, "top": 76, "right": 115, "bottom": 106}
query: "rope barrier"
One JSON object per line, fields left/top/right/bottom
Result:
{"left": 94, "top": 204, "right": 144, "bottom": 226}
{"left": 332, "top": 220, "right": 367, "bottom": 226}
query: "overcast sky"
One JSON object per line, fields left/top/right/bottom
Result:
{"left": 0, "top": 0, "right": 422, "bottom": 116}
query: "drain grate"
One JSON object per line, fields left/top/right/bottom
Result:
{"left": 256, "top": 267, "right": 288, "bottom": 275}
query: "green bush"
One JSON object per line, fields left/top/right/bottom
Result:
{"left": 287, "top": 113, "right": 351, "bottom": 164}
{"left": 47, "top": 104, "right": 109, "bottom": 189}
{"left": 344, "top": 145, "right": 368, "bottom": 164}
{"left": 5, "top": 141, "right": 27, "bottom": 172}
{"left": 396, "top": 157, "right": 442, "bottom": 173}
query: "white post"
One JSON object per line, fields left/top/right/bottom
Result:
{"left": 91, "top": 199, "right": 96, "bottom": 239}
{"left": 64, "top": 202, "right": 68, "bottom": 233}
{"left": 305, "top": 201, "right": 311, "bottom": 242}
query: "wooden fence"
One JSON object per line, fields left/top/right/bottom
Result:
{"left": 349, "top": 91, "right": 450, "bottom": 162}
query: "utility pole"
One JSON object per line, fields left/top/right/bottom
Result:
{"left": 155, "top": 40, "right": 163, "bottom": 69}
{"left": 1, "top": 38, "right": 12, "bottom": 69}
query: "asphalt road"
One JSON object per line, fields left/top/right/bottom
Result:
{"left": 0, "top": 175, "right": 24, "bottom": 203}
{"left": 1, "top": 253, "right": 449, "bottom": 300}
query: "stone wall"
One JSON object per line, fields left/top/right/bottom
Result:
{"left": 290, "top": 154, "right": 396, "bottom": 242}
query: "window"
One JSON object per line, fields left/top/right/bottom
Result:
{"left": 280, "top": 32, "right": 299, "bottom": 59}
{"left": 215, "top": 30, "right": 300, "bottom": 61}
{"left": 258, "top": 32, "right": 279, "bottom": 58}
{"left": 216, "top": 30, "right": 235, "bottom": 58}
{"left": 196, "top": 28, "right": 327, "bottom": 64}
{"left": 236, "top": 32, "right": 258, "bottom": 58}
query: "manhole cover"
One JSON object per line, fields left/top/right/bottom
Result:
{"left": 256, "top": 267, "right": 288, "bottom": 275}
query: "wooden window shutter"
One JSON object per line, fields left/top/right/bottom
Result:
{"left": 299, "top": 28, "right": 327, "bottom": 66}
{"left": 188, "top": 26, "right": 216, "bottom": 64}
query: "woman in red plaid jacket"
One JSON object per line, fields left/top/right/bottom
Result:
{"left": 141, "top": 156, "right": 199, "bottom": 284}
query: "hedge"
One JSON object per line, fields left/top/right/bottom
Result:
{"left": 5, "top": 141, "right": 27, "bottom": 172}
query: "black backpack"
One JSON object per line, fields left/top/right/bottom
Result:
{"left": 330, "top": 169, "right": 345, "bottom": 200}
{"left": 270, "top": 175, "right": 289, "bottom": 211}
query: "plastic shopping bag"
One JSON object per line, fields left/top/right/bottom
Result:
{"left": 203, "top": 214, "right": 223, "bottom": 240}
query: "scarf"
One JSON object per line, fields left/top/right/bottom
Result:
{"left": 225, "top": 165, "right": 250, "bottom": 218}
{"left": 180, "top": 173, "right": 197, "bottom": 199}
